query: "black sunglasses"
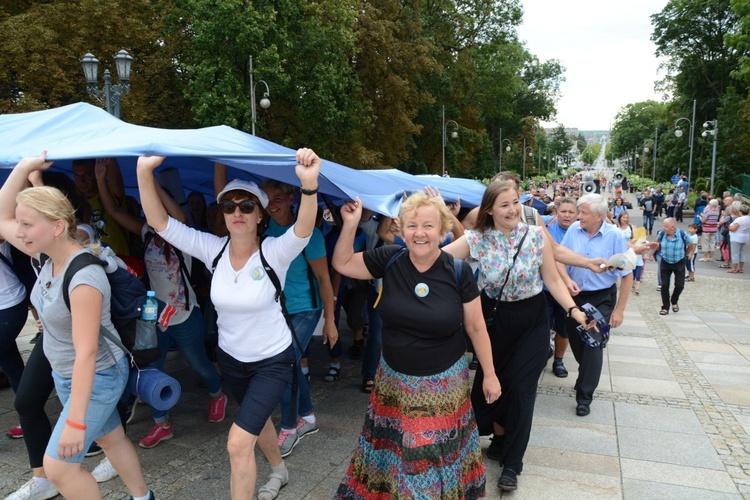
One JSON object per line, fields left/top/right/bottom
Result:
{"left": 220, "top": 200, "right": 257, "bottom": 214}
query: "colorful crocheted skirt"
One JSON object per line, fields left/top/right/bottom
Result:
{"left": 336, "top": 356, "right": 486, "bottom": 499}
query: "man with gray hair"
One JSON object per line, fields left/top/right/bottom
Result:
{"left": 654, "top": 218, "right": 694, "bottom": 315}
{"left": 559, "top": 194, "right": 634, "bottom": 417}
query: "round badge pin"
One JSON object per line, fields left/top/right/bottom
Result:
{"left": 250, "top": 267, "right": 265, "bottom": 280}
{"left": 414, "top": 283, "right": 430, "bottom": 298}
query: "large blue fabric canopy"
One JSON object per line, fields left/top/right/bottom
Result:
{"left": 0, "top": 103, "right": 485, "bottom": 216}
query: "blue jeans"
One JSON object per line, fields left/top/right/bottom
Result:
{"left": 643, "top": 213, "right": 655, "bottom": 233}
{"left": 362, "top": 283, "right": 383, "bottom": 381}
{"left": 279, "top": 309, "right": 320, "bottom": 429}
{"left": 151, "top": 307, "right": 222, "bottom": 422}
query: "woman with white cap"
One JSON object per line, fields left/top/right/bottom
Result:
{"left": 137, "top": 150, "right": 321, "bottom": 500}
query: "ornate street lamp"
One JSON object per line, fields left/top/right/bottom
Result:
{"left": 81, "top": 49, "right": 132, "bottom": 118}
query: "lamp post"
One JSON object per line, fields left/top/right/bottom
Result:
{"left": 499, "top": 139, "right": 511, "bottom": 173}
{"left": 522, "top": 142, "right": 533, "bottom": 180}
{"left": 651, "top": 127, "right": 659, "bottom": 181}
{"left": 642, "top": 139, "right": 654, "bottom": 181}
{"left": 81, "top": 49, "right": 133, "bottom": 118}
{"left": 441, "top": 105, "right": 459, "bottom": 177}
{"left": 674, "top": 99, "right": 697, "bottom": 188}
{"left": 249, "top": 56, "right": 271, "bottom": 136}
{"left": 702, "top": 119, "right": 718, "bottom": 195}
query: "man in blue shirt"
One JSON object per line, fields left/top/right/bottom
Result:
{"left": 545, "top": 198, "right": 578, "bottom": 378}
{"left": 560, "top": 194, "right": 634, "bottom": 417}
{"left": 655, "top": 218, "right": 694, "bottom": 315}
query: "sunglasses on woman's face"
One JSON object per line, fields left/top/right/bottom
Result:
{"left": 220, "top": 200, "right": 257, "bottom": 214}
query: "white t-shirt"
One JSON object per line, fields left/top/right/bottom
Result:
{"left": 0, "top": 242, "right": 27, "bottom": 310}
{"left": 731, "top": 215, "right": 750, "bottom": 244}
{"left": 141, "top": 225, "right": 196, "bottom": 328}
{"left": 158, "top": 217, "right": 310, "bottom": 362}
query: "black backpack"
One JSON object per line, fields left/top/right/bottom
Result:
{"left": 62, "top": 252, "right": 165, "bottom": 366}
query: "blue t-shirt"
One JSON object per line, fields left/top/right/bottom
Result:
{"left": 264, "top": 219, "right": 326, "bottom": 314}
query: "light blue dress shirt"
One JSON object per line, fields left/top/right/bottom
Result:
{"left": 561, "top": 221, "right": 632, "bottom": 291}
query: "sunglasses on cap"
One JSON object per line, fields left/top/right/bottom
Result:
{"left": 220, "top": 200, "right": 257, "bottom": 214}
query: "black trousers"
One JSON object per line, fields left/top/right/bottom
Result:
{"left": 660, "top": 258, "right": 685, "bottom": 310}
{"left": 565, "top": 285, "right": 617, "bottom": 405}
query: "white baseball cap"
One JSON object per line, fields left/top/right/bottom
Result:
{"left": 216, "top": 179, "right": 269, "bottom": 208}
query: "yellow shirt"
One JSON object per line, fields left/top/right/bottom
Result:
{"left": 88, "top": 193, "right": 131, "bottom": 255}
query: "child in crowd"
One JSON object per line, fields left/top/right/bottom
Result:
{"left": 686, "top": 223, "right": 699, "bottom": 281}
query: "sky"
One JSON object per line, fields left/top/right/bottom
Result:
{"left": 517, "top": 0, "right": 670, "bottom": 131}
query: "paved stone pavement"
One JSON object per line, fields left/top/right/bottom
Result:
{"left": 1, "top": 197, "right": 749, "bottom": 499}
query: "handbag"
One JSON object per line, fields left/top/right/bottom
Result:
{"left": 483, "top": 228, "right": 529, "bottom": 326}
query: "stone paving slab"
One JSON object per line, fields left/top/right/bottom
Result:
{"left": 620, "top": 458, "right": 739, "bottom": 494}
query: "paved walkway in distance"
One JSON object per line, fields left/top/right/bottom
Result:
{"left": 1, "top": 197, "right": 749, "bottom": 499}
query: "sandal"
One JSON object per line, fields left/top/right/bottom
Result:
{"left": 497, "top": 467, "right": 519, "bottom": 491}
{"left": 361, "top": 379, "right": 374, "bottom": 394}
{"left": 659, "top": 308, "right": 669, "bottom": 316}
{"left": 672, "top": 304, "right": 679, "bottom": 313}
{"left": 728, "top": 269, "right": 738, "bottom": 274}
{"left": 719, "top": 264, "right": 730, "bottom": 269}
{"left": 323, "top": 366, "right": 340, "bottom": 382}
{"left": 258, "top": 470, "right": 289, "bottom": 500}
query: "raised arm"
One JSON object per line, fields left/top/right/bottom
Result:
{"left": 376, "top": 216, "right": 397, "bottom": 245}
{"left": 95, "top": 158, "right": 145, "bottom": 236}
{"left": 333, "top": 198, "right": 374, "bottom": 280}
{"left": 157, "top": 184, "right": 189, "bottom": 225}
{"left": 136, "top": 156, "right": 169, "bottom": 232}
{"left": 104, "top": 157, "right": 126, "bottom": 202}
{"left": 0, "top": 153, "right": 53, "bottom": 254}
{"left": 214, "top": 162, "right": 228, "bottom": 196}
{"left": 293, "top": 148, "right": 322, "bottom": 239}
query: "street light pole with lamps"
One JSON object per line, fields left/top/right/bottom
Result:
{"left": 80, "top": 49, "right": 133, "bottom": 118}
{"left": 674, "top": 99, "right": 697, "bottom": 188}
{"left": 702, "top": 119, "right": 719, "bottom": 195}
{"left": 249, "top": 56, "right": 271, "bottom": 136}
{"left": 642, "top": 139, "right": 654, "bottom": 181}
{"left": 522, "top": 142, "right": 533, "bottom": 180}
{"left": 499, "top": 139, "right": 511, "bottom": 173}
{"left": 441, "top": 105, "right": 459, "bottom": 177}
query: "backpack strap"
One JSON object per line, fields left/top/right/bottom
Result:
{"left": 523, "top": 205, "right": 537, "bottom": 226}
{"left": 210, "top": 238, "right": 231, "bottom": 273}
{"left": 62, "top": 252, "right": 106, "bottom": 311}
{"left": 62, "top": 252, "right": 133, "bottom": 364}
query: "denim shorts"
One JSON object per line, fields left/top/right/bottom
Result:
{"left": 217, "top": 345, "right": 294, "bottom": 436}
{"left": 46, "top": 356, "right": 128, "bottom": 463}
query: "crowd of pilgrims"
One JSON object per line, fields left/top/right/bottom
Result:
{"left": 1, "top": 154, "right": 644, "bottom": 499}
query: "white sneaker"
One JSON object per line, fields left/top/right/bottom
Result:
{"left": 5, "top": 477, "right": 58, "bottom": 500}
{"left": 92, "top": 456, "right": 119, "bottom": 483}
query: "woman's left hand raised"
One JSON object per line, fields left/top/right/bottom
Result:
{"left": 295, "top": 148, "right": 321, "bottom": 188}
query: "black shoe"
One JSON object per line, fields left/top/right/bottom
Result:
{"left": 552, "top": 361, "right": 568, "bottom": 378}
{"left": 497, "top": 467, "right": 518, "bottom": 491}
{"left": 469, "top": 355, "right": 479, "bottom": 370}
{"left": 487, "top": 434, "right": 504, "bottom": 461}
{"left": 86, "top": 442, "right": 104, "bottom": 457}
{"left": 576, "top": 403, "right": 590, "bottom": 416}
{"left": 349, "top": 339, "right": 364, "bottom": 360}
{"left": 30, "top": 331, "right": 42, "bottom": 344}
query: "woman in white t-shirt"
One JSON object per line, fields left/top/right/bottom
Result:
{"left": 137, "top": 150, "right": 321, "bottom": 500}
{"left": 93, "top": 159, "right": 226, "bottom": 449}
{"left": 728, "top": 204, "right": 750, "bottom": 274}
{"left": 616, "top": 212, "right": 644, "bottom": 294}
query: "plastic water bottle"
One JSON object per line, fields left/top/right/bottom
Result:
{"left": 142, "top": 291, "right": 158, "bottom": 323}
